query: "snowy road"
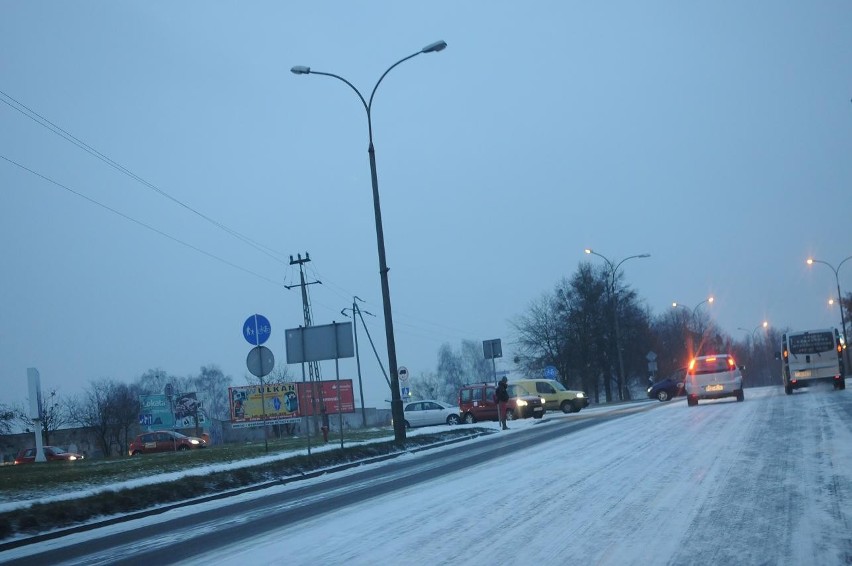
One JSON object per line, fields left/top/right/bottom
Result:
{"left": 3, "top": 384, "right": 850, "bottom": 565}
{"left": 201, "top": 384, "right": 852, "bottom": 566}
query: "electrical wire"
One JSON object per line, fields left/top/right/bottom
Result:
{"left": 1, "top": 154, "right": 283, "bottom": 287}
{"left": 0, "top": 89, "right": 289, "bottom": 265}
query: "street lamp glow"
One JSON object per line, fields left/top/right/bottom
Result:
{"left": 291, "top": 41, "right": 447, "bottom": 445}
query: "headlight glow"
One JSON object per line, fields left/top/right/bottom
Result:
{"left": 516, "top": 399, "right": 528, "bottom": 407}
{"left": 647, "top": 387, "right": 652, "bottom": 393}
{"left": 576, "top": 392, "right": 585, "bottom": 398}
{"left": 190, "top": 439, "right": 200, "bottom": 445}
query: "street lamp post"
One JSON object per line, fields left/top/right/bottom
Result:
{"left": 807, "top": 256, "right": 852, "bottom": 371}
{"left": 291, "top": 41, "right": 447, "bottom": 444}
{"left": 737, "top": 321, "right": 768, "bottom": 349}
{"left": 584, "top": 248, "right": 651, "bottom": 401}
{"left": 672, "top": 297, "right": 714, "bottom": 359}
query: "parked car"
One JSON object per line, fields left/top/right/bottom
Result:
{"left": 647, "top": 368, "right": 687, "bottom": 402}
{"left": 458, "top": 382, "right": 545, "bottom": 424}
{"left": 14, "top": 446, "right": 85, "bottom": 464}
{"left": 400, "top": 400, "right": 460, "bottom": 428}
{"left": 510, "top": 378, "right": 589, "bottom": 413}
{"left": 685, "top": 354, "right": 744, "bottom": 406}
{"left": 129, "top": 430, "right": 207, "bottom": 455}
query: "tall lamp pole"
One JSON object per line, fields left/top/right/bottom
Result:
{"left": 584, "top": 248, "right": 651, "bottom": 401}
{"left": 807, "top": 256, "right": 852, "bottom": 371}
{"left": 291, "top": 41, "right": 447, "bottom": 443}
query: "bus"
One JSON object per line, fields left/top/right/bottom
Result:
{"left": 780, "top": 328, "right": 846, "bottom": 394}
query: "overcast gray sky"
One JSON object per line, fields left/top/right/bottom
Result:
{"left": 2, "top": 2, "right": 851, "bottom": 410}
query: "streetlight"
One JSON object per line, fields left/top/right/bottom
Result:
{"left": 807, "top": 256, "right": 852, "bottom": 369}
{"left": 672, "top": 296, "right": 715, "bottom": 325}
{"left": 737, "top": 321, "right": 768, "bottom": 346}
{"left": 584, "top": 248, "right": 651, "bottom": 401}
{"left": 292, "top": 41, "right": 447, "bottom": 444}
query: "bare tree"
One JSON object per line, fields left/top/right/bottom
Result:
{"left": 111, "top": 382, "right": 141, "bottom": 456}
{"left": 71, "top": 379, "right": 115, "bottom": 456}
{"left": 16, "top": 388, "right": 73, "bottom": 445}
{"left": 407, "top": 371, "right": 451, "bottom": 403}
{"left": 0, "top": 403, "right": 15, "bottom": 435}
{"left": 189, "top": 365, "right": 233, "bottom": 422}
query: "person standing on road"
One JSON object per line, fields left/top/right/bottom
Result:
{"left": 496, "top": 376, "right": 510, "bottom": 430}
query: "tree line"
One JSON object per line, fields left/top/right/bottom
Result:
{"left": 410, "top": 262, "right": 852, "bottom": 406}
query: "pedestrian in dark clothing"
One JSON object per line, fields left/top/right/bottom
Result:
{"left": 321, "top": 405, "right": 330, "bottom": 443}
{"left": 496, "top": 376, "right": 510, "bottom": 430}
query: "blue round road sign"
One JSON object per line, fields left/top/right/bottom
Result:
{"left": 243, "top": 314, "right": 272, "bottom": 346}
{"left": 543, "top": 365, "right": 558, "bottom": 379}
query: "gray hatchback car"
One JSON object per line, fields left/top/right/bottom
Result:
{"left": 685, "top": 354, "right": 744, "bottom": 406}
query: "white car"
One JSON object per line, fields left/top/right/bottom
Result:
{"left": 685, "top": 354, "right": 744, "bottom": 406}
{"left": 401, "top": 400, "right": 460, "bottom": 428}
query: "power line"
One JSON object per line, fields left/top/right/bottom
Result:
{"left": 1, "top": 154, "right": 283, "bottom": 287}
{"left": 0, "top": 89, "right": 288, "bottom": 264}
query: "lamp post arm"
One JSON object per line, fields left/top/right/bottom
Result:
{"left": 304, "top": 71, "right": 369, "bottom": 115}
{"left": 368, "top": 51, "right": 422, "bottom": 110}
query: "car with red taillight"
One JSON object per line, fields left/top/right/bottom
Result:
{"left": 685, "top": 354, "right": 744, "bottom": 406}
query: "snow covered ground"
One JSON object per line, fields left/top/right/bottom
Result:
{"left": 3, "top": 383, "right": 851, "bottom": 565}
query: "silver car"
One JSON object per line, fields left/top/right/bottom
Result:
{"left": 685, "top": 354, "right": 744, "bottom": 406}
{"left": 401, "top": 400, "right": 461, "bottom": 428}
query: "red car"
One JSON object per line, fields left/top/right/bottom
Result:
{"left": 14, "top": 446, "right": 85, "bottom": 464}
{"left": 129, "top": 430, "right": 207, "bottom": 455}
{"left": 458, "top": 382, "right": 545, "bottom": 424}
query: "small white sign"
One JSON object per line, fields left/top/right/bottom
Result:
{"left": 398, "top": 366, "right": 409, "bottom": 382}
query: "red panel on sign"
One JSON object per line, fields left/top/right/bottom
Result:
{"left": 297, "top": 380, "right": 355, "bottom": 415}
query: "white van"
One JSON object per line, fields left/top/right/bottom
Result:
{"left": 685, "top": 354, "right": 744, "bottom": 407}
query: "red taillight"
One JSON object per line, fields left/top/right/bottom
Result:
{"left": 783, "top": 349, "right": 788, "bottom": 359}
{"left": 727, "top": 357, "right": 736, "bottom": 367}
{"left": 706, "top": 357, "right": 717, "bottom": 362}
{"left": 688, "top": 359, "right": 696, "bottom": 370}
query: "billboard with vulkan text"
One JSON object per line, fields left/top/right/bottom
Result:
{"left": 228, "top": 380, "right": 355, "bottom": 428}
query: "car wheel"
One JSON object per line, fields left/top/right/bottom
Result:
{"left": 446, "top": 414, "right": 460, "bottom": 425}
{"left": 464, "top": 413, "right": 476, "bottom": 424}
{"left": 506, "top": 409, "right": 516, "bottom": 421}
{"left": 178, "top": 445, "right": 190, "bottom": 451}
{"left": 656, "top": 390, "right": 670, "bottom": 402}
{"left": 784, "top": 383, "right": 793, "bottom": 395}
{"left": 736, "top": 389, "right": 744, "bottom": 402}
{"left": 404, "top": 420, "right": 411, "bottom": 429}
{"left": 687, "top": 397, "right": 698, "bottom": 407}
{"left": 839, "top": 380, "right": 846, "bottom": 391}
{"left": 131, "top": 450, "right": 141, "bottom": 456}
{"left": 558, "top": 401, "right": 572, "bottom": 413}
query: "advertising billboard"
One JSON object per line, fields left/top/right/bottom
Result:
{"left": 139, "top": 394, "right": 175, "bottom": 428}
{"left": 228, "top": 380, "right": 355, "bottom": 427}
{"left": 229, "top": 382, "right": 301, "bottom": 428}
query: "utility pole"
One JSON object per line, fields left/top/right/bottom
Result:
{"left": 285, "top": 252, "right": 323, "bottom": 430}
{"left": 342, "top": 297, "right": 372, "bottom": 428}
